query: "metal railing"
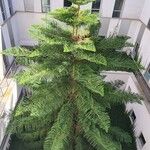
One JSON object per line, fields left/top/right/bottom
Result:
{"left": 0, "top": 59, "right": 19, "bottom": 117}
{"left": 0, "top": 59, "right": 18, "bottom": 97}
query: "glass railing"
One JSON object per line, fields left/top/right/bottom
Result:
{"left": 0, "top": 59, "right": 18, "bottom": 115}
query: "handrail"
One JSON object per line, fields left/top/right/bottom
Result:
{"left": 0, "top": 59, "right": 18, "bottom": 97}
{"left": 0, "top": 59, "right": 19, "bottom": 116}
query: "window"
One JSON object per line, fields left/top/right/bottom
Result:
{"left": 138, "top": 133, "right": 146, "bottom": 148}
{"left": 144, "top": 64, "right": 150, "bottom": 82}
{"left": 112, "top": 0, "right": 124, "bottom": 18}
{"left": 42, "top": 0, "right": 50, "bottom": 12}
{"left": 7, "top": 20, "right": 15, "bottom": 47}
{"left": 64, "top": 0, "right": 72, "bottom": 7}
{"left": 147, "top": 19, "right": 150, "bottom": 30}
{"left": 2, "top": 33, "right": 10, "bottom": 73}
{"left": 129, "top": 110, "right": 136, "bottom": 123}
{"left": 133, "top": 42, "right": 140, "bottom": 61}
{"left": 92, "top": 0, "right": 101, "bottom": 13}
{"left": 128, "top": 86, "right": 131, "bottom": 92}
{"left": 7, "top": 0, "right": 13, "bottom": 16}
{"left": 0, "top": 0, "right": 7, "bottom": 21}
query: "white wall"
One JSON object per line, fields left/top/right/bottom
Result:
{"left": 140, "top": 0, "right": 150, "bottom": 25}
{"left": 14, "top": 12, "right": 45, "bottom": 46}
{"left": 34, "top": 0, "right": 42, "bottom": 12}
{"left": 121, "top": 0, "right": 145, "bottom": 19}
{"left": 106, "top": 18, "right": 121, "bottom": 37}
{"left": 126, "top": 77, "right": 150, "bottom": 150}
{"left": 51, "top": 0, "right": 64, "bottom": 11}
{"left": 12, "top": 0, "right": 25, "bottom": 12}
{"left": 102, "top": 71, "right": 150, "bottom": 150}
{"left": 138, "top": 28, "right": 150, "bottom": 72}
{"left": 127, "top": 20, "right": 142, "bottom": 44}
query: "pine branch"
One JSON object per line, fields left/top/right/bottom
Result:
{"left": 75, "top": 64, "right": 104, "bottom": 96}
{"left": 77, "top": 86, "right": 110, "bottom": 132}
{"left": 44, "top": 103, "right": 73, "bottom": 150}
{"left": 74, "top": 50, "right": 107, "bottom": 66}
{"left": 109, "top": 127, "right": 132, "bottom": 144}
{"left": 101, "top": 82, "right": 142, "bottom": 104}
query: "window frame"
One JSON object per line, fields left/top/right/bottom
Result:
{"left": 112, "top": 0, "right": 124, "bottom": 18}
{"left": 138, "top": 133, "right": 146, "bottom": 148}
{"left": 41, "top": 0, "right": 50, "bottom": 13}
{"left": 129, "top": 110, "right": 136, "bottom": 124}
{"left": 64, "top": 0, "right": 72, "bottom": 7}
{"left": 91, "top": 0, "right": 101, "bottom": 13}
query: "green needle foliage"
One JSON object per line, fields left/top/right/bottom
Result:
{"left": 3, "top": 0, "right": 142, "bottom": 150}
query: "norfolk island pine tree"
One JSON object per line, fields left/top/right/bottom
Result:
{"left": 3, "top": 0, "right": 142, "bottom": 150}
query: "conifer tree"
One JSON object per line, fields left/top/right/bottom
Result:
{"left": 3, "top": 0, "right": 142, "bottom": 149}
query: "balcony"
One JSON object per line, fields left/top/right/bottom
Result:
{"left": 0, "top": 59, "right": 18, "bottom": 121}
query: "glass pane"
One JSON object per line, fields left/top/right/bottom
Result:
{"left": 112, "top": 11, "right": 120, "bottom": 18}
{"left": 114, "top": 0, "right": 124, "bottom": 10}
{"left": 64, "top": 0, "right": 72, "bottom": 7}
{"left": 139, "top": 133, "right": 146, "bottom": 147}
{"left": 42, "top": 0, "right": 50, "bottom": 5}
{"left": 92, "top": 0, "right": 101, "bottom": 9}
{"left": 144, "top": 71, "right": 150, "bottom": 82}
{"left": 42, "top": 0, "right": 50, "bottom": 12}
